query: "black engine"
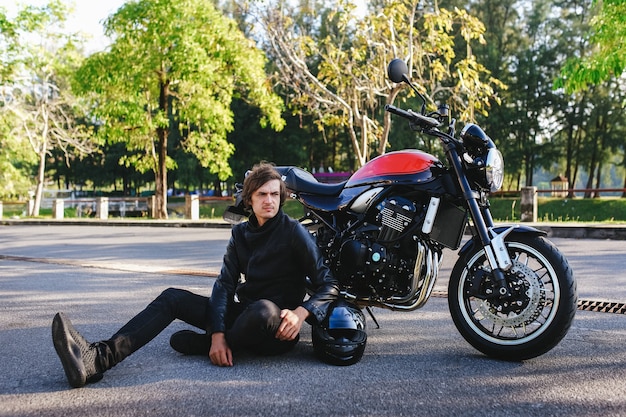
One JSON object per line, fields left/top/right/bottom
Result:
{"left": 317, "top": 196, "right": 431, "bottom": 301}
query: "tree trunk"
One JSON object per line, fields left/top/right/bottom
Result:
{"left": 564, "top": 123, "right": 575, "bottom": 198}
{"left": 622, "top": 163, "right": 626, "bottom": 198}
{"left": 213, "top": 179, "right": 222, "bottom": 196}
{"left": 32, "top": 149, "right": 46, "bottom": 217}
{"left": 379, "top": 89, "right": 402, "bottom": 155}
{"left": 584, "top": 115, "right": 601, "bottom": 199}
{"left": 566, "top": 95, "right": 587, "bottom": 198}
{"left": 594, "top": 161, "right": 602, "bottom": 199}
{"left": 154, "top": 74, "right": 170, "bottom": 219}
{"left": 155, "top": 152, "right": 168, "bottom": 219}
{"left": 525, "top": 147, "right": 534, "bottom": 187}
{"left": 583, "top": 164, "right": 595, "bottom": 199}
{"left": 592, "top": 115, "right": 608, "bottom": 199}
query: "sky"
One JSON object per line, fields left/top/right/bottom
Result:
{"left": 1, "top": 0, "right": 127, "bottom": 52}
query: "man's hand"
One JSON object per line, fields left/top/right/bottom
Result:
{"left": 209, "top": 332, "right": 233, "bottom": 367}
{"left": 276, "top": 306, "right": 309, "bottom": 341}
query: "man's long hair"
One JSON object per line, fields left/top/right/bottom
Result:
{"left": 241, "top": 162, "right": 289, "bottom": 209}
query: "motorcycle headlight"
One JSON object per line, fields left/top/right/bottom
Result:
{"left": 485, "top": 148, "right": 504, "bottom": 192}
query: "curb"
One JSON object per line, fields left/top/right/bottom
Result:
{"left": 0, "top": 218, "right": 233, "bottom": 229}
{"left": 2, "top": 219, "right": 626, "bottom": 240}
{"left": 531, "top": 224, "right": 626, "bottom": 240}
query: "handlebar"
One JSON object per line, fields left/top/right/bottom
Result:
{"left": 385, "top": 104, "right": 440, "bottom": 129}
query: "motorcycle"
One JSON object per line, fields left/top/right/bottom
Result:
{"left": 224, "top": 59, "right": 577, "bottom": 361}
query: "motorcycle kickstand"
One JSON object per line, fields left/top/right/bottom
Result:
{"left": 365, "top": 306, "right": 380, "bottom": 329}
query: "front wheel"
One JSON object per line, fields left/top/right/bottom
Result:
{"left": 448, "top": 234, "right": 577, "bottom": 361}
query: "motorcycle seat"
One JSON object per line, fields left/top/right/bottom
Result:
{"left": 275, "top": 166, "right": 346, "bottom": 196}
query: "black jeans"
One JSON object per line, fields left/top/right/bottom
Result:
{"left": 99, "top": 288, "right": 298, "bottom": 370}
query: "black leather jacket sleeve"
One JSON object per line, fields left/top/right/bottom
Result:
{"left": 291, "top": 221, "right": 339, "bottom": 324}
{"left": 208, "top": 234, "right": 239, "bottom": 334}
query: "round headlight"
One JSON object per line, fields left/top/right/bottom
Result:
{"left": 485, "top": 148, "right": 504, "bottom": 192}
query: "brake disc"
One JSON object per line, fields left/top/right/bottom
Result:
{"left": 475, "top": 260, "right": 546, "bottom": 327}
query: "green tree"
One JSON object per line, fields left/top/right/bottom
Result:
{"left": 504, "top": 0, "right": 563, "bottom": 187}
{"left": 553, "top": 0, "right": 626, "bottom": 196}
{"left": 469, "top": 0, "right": 626, "bottom": 196}
{"left": 557, "top": 0, "right": 626, "bottom": 93}
{"left": 227, "top": 98, "right": 313, "bottom": 176}
{"left": 73, "top": 0, "right": 285, "bottom": 219}
{"left": 542, "top": 0, "right": 626, "bottom": 197}
{"left": 0, "top": 6, "right": 35, "bottom": 200}
{"left": 1, "top": 1, "right": 96, "bottom": 215}
{"left": 213, "top": 0, "right": 336, "bottom": 176}
{"left": 468, "top": 0, "right": 523, "bottom": 189}
{"left": 258, "top": 0, "right": 504, "bottom": 167}
{"left": 0, "top": 113, "right": 35, "bottom": 200}
{"left": 0, "top": 6, "right": 18, "bottom": 84}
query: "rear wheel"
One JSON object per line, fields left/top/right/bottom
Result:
{"left": 448, "top": 234, "right": 577, "bottom": 360}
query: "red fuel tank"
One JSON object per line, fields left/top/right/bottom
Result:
{"left": 346, "top": 150, "right": 440, "bottom": 188}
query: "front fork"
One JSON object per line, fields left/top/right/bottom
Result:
{"left": 464, "top": 197, "right": 514, "bottom": 299}
{"left": 458, "top": 192, "right": 515, "bottom": 298}
{"left": 455, "top": 160, "right": 515, "bottom": 297}
{"left": 442, "top": 141, "right": 515, "bottom": 296}
{"left": 482, "top": 227, "right": 515, "bottom": 296}
{"left": 472, "top": 202, "right": 513, "bottom": 293}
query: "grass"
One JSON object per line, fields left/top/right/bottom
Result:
{"left": 488, "top": 197, "right": 626, "bottom": 223}
{"left": 198, "top": 199, "right": 305, "bottom": 219}
{"left": 198, "top": 197, "right": 626, "bottom": 223}
{"left": 3, "top": 196, "right": 625, "bottom": 223}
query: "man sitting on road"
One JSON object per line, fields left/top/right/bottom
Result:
{"left": 51, "top": 162, "right": 339, "bottom": 388}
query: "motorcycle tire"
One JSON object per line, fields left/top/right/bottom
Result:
{"left": 448, "top": 234, "right": 577, "bottom": 361}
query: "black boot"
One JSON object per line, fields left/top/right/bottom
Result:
{"left": 51, "top": 312, "right": 105, "bottom": 388}
{"left": 169, "top": 330, "right": 210, "bottom": 356}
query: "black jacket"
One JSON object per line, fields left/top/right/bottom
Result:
{"left": 209, "top": 210, "right": 339, "bottom": 334}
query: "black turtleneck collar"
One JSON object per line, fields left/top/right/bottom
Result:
{"left": 247, "top": 209, "right": 284, "bottom": 232}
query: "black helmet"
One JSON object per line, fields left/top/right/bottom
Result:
{"left": 312, "top": 300, "right": 367, "bottom": 366}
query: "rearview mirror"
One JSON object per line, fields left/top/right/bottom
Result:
{"left": 387, "top": 59, "right": 409, "bottom": 84}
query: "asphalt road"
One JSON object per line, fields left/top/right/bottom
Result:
{"left": 0, "top": 225, "right": 625, "bottom": 417}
